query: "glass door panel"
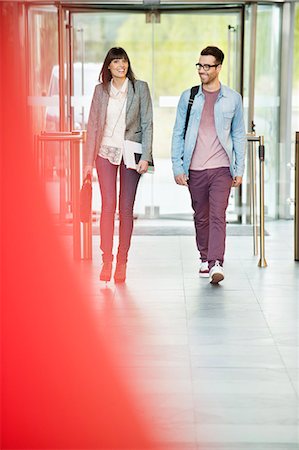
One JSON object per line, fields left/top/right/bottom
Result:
{"left": 27, "top": 5, "right": 59, "bottom": 136}
{"left": 69, "top": 9, "right": 243, "bottom": 220}
{"left": 27, "top": 5, "right": 63, "bottom": 218}
{"left": 151, "top": 11, "right": 242, "bottom": 220}
{"left": 27, "top": 5, "right": 74, "bottom": 224}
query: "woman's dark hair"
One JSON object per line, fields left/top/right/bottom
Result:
{"left": 99, "top": 47, "right": 136, "bottom": 89}
{"left": 200, "top": 46, "right": 224, "bottom": 65}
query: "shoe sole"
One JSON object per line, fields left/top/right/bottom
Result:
{"left": 199, "top": 272, "right": 210, "bottom": 278}
{"left": 210, "top": 273, "right": 224, "bottom": 284}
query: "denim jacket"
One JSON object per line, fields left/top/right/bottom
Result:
{"left": 171, "top": 83, "right": 246, "bottom": 178}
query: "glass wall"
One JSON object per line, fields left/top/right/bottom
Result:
{"left": 27, "top": 3, "right": 296, "bottom": 223}
{"left": 291, "top": 3, "right": 299, "bottom": 217}
{"left": 292, "top": 3, "right": 299, "bottom": 109}
{"left": 254, "top": 4, "right": 281, "bottom": 219}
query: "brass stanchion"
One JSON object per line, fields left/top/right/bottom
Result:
{"left": 258, "top": 135, "right": 267, "bottom": 267}
{"left": 295, "top": 132, "right": 299, "bottom": 261}
{"left": 34, "top": 134, "right": 39, "bottom": 174}
{"left": 83, "top": 221, "right": 92, "bottom": 260}
{"left": 251, "top": 140, "right": 258, "bottom": 255}
{"left": 81, "top": 130, "right": 92, "bottom": 260}
{"left": 59, "top": 140, "right": 66, "bottom": 223}
{"left": 70, "top": 139, "right": 81, "bottom": 261}
{"left": 247, "top": 134, "right": 259, "bottom": 256}
{"left": 247, "top": 135, "right": 258, "bottom": 255}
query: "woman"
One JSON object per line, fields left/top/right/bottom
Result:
{"left": 84, "top": 47, "right": 153, "bottom": 283}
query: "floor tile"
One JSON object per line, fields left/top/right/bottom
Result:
{"left": 75, "top": 220, "right": 299, "bottom": 447}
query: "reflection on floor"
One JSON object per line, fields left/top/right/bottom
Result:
{"left": 77, "top": 220, "right": 299, "bottom": 450}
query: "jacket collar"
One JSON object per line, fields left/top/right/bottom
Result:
{"left": 100, "top": 79, "right": 135, "bottom": 117}
{"left": 110, "top": 77, "right": 128, "bottom": 96}
{"left": 198, "top": 82, "right": 227, "bottom": 98}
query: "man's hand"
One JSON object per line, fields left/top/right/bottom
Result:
{"left": 232, "top": 176, "right": 242, "bottom": 187}
{"left": 137, "top": 160, "right": 149, "bottom": 174}
{"left": 175, "top": 173, "right": 188, "bottom": 186}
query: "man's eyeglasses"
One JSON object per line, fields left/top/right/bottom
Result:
{"left": 195, "top": 63, "right": 219, "bottom": 71}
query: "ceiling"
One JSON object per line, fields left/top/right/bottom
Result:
{"left": 20, "top": 0, "right": 296, "bottom": 4}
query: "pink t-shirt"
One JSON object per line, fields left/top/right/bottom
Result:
{"left": 190, "top": 88, "right": 230, "bottom": 170}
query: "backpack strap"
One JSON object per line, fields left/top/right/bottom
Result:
{"left": 183, "top": 85, "right": 200, "bottom": 139}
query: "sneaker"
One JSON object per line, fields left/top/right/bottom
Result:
{"left": 199, "top": 261, "right": 209, "bottom": 278}
{"left": 209, "top": 260, "right": 224, "bottom": 284}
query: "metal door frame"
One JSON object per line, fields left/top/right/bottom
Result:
{"left": 62, "top": 4, "right": 245, "bottom": 222}
{"left": 25, "top": 2, "right": 246, "bottom": 223}
{"left": 62, "top": 4, "right": 245, "bottom": 126}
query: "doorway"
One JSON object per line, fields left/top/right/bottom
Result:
{"left": 69, "top": 8, "right": 244, "bottom": 221}
{"left": 27, "top": 5, "right": 244, "bottom": 224}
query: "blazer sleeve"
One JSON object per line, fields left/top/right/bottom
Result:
{"left": 84, "top": 85, "right": 100, "bottom": 169}
{"left": 139, "top": 82, "right": 153, "bottom": 163}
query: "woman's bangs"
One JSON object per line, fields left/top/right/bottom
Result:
{"left": 109, "top": 48, "right": 128, "bottom": 62}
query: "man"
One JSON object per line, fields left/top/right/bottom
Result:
{"left": 171, "top": 46, "right": 246, "bottom": 284}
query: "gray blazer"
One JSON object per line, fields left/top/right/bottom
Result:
{"left": 84, "top": 79, "right": 153, "bottom": 167}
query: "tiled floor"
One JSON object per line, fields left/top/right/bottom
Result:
{"left": 77, "top": 219, "right": 299, "bottom": 449}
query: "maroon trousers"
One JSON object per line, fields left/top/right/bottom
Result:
{"left": 96, "top": 156, "right": 141, "bottom": 264}
{"left": 188, "top": 167, "right": 232, "bottom": 268}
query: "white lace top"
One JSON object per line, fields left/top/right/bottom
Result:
{"left": 99, "top": 77, "right": 128, "bottom": 165}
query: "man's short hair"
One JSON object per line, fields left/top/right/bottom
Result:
{"left": 201, "top": 46, "right": 224, "bottom": 65}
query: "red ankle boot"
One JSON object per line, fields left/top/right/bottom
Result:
{"left": 99, "top": 262, "right": 112, "bottom": 282}
{"left": 114, "top": 263, "right": 127, "bottom": 283}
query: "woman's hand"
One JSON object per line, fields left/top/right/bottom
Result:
{"left": 84, "top": 166, "right": 93, "bottom": 179}
{"left": 137, "top": 160, "right": 149, "bottom": 174}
